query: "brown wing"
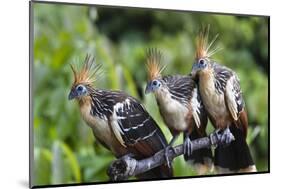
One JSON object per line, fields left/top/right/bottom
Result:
{"left": 224, "top": 74, "right": 248, "bottom": 137}
{"left": 110, "top": 96, "right": 173, "bottom": 178}
{"left": 236, "top": 109, "right": 248, "bottom": 138}
{"left": 191, "top": 87, "right": 208, "bottom": 136}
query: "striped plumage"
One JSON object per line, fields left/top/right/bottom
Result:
{"left": 68, "top": 55, "right": 173, "bottom": 179}
{"left": 145, "top": 49, "right": 213, "bottom": 174}
{"left": 154, "top": 75, "right": 206, "bottom": 135}
{"left": 191, "top": 27, "right": 256, "bottom": 173}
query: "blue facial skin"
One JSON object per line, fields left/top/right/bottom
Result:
{"left": 68, "top": 84, "right": 88, "bottom": 100}
{"left": 145, "top": 80, "right": 162, "bottom": 94}
{"left": 191, "top": 58, "right": 208, "bottom": 77}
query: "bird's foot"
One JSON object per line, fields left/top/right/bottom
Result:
{"left": 209, "top": 129, "right": 220, "bottom": 148}
{"left": 219, "top": 127, "right": 235, "bottom": 147}
{"left": 164, "top": 145, "right": 175, "bottom": 168}
{"left": 183, "top": 136, "right": 193, "bottom": 158}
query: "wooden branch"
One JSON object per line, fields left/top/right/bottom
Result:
{"left": 107, "top": 129, "right": 235, "bottom": 181}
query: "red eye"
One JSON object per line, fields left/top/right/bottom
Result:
{"left": 199, "top": 59, "right": 205, "bottom": 65}
{"left": 77, "top": 86, "right": 83, "bottom": 91}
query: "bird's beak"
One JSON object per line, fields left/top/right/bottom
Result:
{"left": 68, "top": 89, "right": 77, "bottom": 100}
{"left": 145, "top": 83, "right": 153, "bottom": 94}
{"left": 190, "top": 64, "right": 199, "bottom": 79}
{"left": 190, "top": 70, "right": 197, "bottom": 79}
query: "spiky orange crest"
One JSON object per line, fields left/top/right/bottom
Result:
{"left": 195, "top": 25, "right": 221, "bottom": 60}
{"left": 70, "top": 54, "right": 101, "bottom": 86}
{"left": 145, "top": 48, "right": 166, "bottom": 80}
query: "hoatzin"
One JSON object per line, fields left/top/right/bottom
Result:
{"left": 68, "top": 55, "right": 173, "bottom": 179}
{"left": 144, "top": 49, "right": 213, "bottom": 174}
{"left": 190, "top": 28, "right": 256, "bottom": 173}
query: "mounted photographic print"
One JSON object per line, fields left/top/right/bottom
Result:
{"left": 29, "top": 0, "right": 269, "bottom": 188}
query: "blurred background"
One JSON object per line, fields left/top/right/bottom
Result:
{"left": 32, "top": 2, "right": 269, "bottom": 186}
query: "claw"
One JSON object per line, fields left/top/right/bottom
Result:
{"left": 183, "top": 136, "right": 193, "bottom": 158}
{"left": 164, "top": 145, "right": 175, "bottom": 168}
{"left": 209, "top": 129, "right": 221, "bottom": 147}
{"left": 219, "top": 127, "right": 235, "bottom": 147}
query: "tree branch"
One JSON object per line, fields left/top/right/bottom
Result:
{"left": 107, "top": 129, "right": 234, "bottom": 181}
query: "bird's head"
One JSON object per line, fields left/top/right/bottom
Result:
{"left": 144, "top": 48, "right": 166, "bottom": 94}
{"left": 68, "top": 84, "right": 90, "bottom": 100}
{"left": 145, "top": 79, "right": 163, "bottom": 94}
{"left": 68, "top": 54, "right": 101, "bottom": 100}
{"left": 191, "top": 26, "right": 221, "bottom": 78}
{"left": 191, "top": 57, "right": 212, "bottom": 77}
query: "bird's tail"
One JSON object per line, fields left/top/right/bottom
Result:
{"left": 183, "top": 130, "right": 213, "bottom": 174}
{"left": 214, "top": 124, "right": 256, "bottom": 173}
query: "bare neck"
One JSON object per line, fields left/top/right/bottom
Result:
{"left": 198, "top": 69, "right": 216, "bottom": 93}
{"left": 78, "top": 95, "right": 92, "bottom": 107}
{"left": 154, "top": 87, "right": 171, "bottom": 105}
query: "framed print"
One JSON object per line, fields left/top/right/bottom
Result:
{"left": 29, "top": 1, "right": 269, "bottom": 188}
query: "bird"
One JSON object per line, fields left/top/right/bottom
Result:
{"left": 68, "top": 54, "right": 173, "bottom": 179}
{"left": 190, "top": 27, "right": 256, "bottom": 173}
{"left": 144, "top": 48, "right": 213, "bottom": 174}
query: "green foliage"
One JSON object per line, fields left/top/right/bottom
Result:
{"left": 32, "top": 2, "right": 269, "bottom": 186}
